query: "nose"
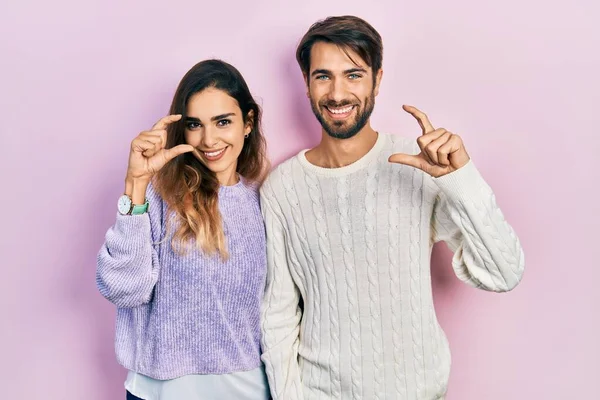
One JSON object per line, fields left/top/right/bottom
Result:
{"left": 328, "top": 77, "right": 347, "bottom": 103}
{"left": 201, "top": 126, "right": 220, "bottom": 148}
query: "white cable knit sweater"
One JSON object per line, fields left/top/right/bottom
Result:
{"left": 259, "top": 132, "right": 525, "bottom": 400}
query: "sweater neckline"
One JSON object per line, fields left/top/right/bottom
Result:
{"left": 296, "top": 132, "right": 387, "bottom": 177}
{"left": 218, "top": 175, "right": 254, "bottom": 197}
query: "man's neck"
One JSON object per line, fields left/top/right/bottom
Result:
{"left": 305, "top": 124, "right": 378, "bottom": 168}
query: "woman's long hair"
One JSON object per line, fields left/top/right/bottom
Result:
{"left": 154, "top": 59, "right": 268, "bottom": 258}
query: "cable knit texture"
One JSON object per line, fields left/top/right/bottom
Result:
{"left": 96, "top": 178, "right": 267, "bottom": 380}
{"left": 259, "top": 133, "right": 525, "bottom": 400}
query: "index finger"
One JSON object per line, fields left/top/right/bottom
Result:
{"left": 151, "top": 114, "right": 182, "bottom": 130}
{"left": 403, "top": 105, "right": 435, "bottom": 134}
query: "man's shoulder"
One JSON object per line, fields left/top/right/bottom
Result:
{"left": 273, "top": 153, "right": 303, "bottom": 176}
{"left": 260, "top": 152, "right": 303, "bottom": 199}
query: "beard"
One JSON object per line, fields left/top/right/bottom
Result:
{"left": 310, "top": 90, "right": 375, "bottom": 140}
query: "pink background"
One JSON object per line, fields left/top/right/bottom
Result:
{"left": 1, "top": 0, "right": 597, "bottom": 398}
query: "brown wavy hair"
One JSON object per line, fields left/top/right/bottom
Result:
{"left": 153, "top": 59, "right": 268, "bottom": 259}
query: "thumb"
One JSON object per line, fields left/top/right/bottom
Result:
{"left": 163, "top": 144, "right": 195, "bottom": 162}
{"left": 388, "top": 153, "right": 427, "bottom": 170}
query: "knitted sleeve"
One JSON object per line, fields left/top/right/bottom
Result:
{"left": 96, "top": 183, "right": 164, "bottom": 307}
{"left": 259, "top": 182, "right": 304, "bottom": 400}
{"left": 430, "top": 160, "right": 525, "bottom": 292}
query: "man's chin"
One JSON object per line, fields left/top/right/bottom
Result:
{"left": 323, "top": 126, "right": 360, "bottom": 140}
{"left": 312, "top": 110, "right": 361, "bottom": 139}
{"left": 321, "top": 119, "right": 350, "bottom": 134}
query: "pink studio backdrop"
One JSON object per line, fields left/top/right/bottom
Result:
{"left": 1, "top": 0, "right": 597, "bottom": 398}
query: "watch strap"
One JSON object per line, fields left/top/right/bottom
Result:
{"left": 131, "top": 200, "right": 149, "bottom": 215}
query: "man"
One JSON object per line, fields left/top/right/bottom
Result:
{"left": 259, "top": 15, "right": 524, "bottom": 400}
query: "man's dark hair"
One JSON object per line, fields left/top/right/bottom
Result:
{"left": 296, "top": 15, "right": 383, "bottom": 82}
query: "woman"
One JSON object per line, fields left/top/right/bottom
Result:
{"left": 96, "top": 59, "right": 270, "bottom": 400}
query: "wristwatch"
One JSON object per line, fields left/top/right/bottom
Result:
{"left": 117, "top": 194, "right": 149, "bottom": 215}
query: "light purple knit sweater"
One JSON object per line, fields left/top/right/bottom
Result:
{"left": 96, "top": 178, "right": 267, "bottom": 380}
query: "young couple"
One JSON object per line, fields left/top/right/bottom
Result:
{"left": 97, "top": 15, "right": 525, "bottom": 400}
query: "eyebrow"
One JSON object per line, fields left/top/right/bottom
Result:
{"left": 184, "top": 113, "right": 236, "bottom": 123}
{"left": 311, "top": 67, "right": 368, "bottom": 77}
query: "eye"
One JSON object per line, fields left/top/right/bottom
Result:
{"left": 315, "top": 75, "right": 330, "bottom": 81}
{"left": 217, "top": 119, "right": 231, "bottom": 127}
{"left": 348, "top": 73, "right": 362, "bottom": 80}
{"left": 186, "top": 121, "right": 202, "bottom": 130}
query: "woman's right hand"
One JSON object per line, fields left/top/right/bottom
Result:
{"left": 124, "top": 115, "right": 194, "bottom": 203}
{"left": 126, "top": 114, "right": 194, "bottom": 183}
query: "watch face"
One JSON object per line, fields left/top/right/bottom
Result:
{"left": 117, "top": 195, "right": 132, "bottom": 215}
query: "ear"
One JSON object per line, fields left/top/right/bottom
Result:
{"left": 303, "top": 73, "right": 311, "bottom": 98}
{"left": 373, "top": 68, "right": 383, "bottom": 97}
{"left": 244, "top": 110, "right": 254, "bottom": 135}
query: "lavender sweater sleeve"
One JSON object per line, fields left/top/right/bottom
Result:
{"left": 96, "top": 183, "right": 163, "bottom": 308}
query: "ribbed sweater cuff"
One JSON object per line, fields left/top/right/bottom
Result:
{"left": 112, "top": 213, "right": 152, "bottom": 250}
{"left": 433, "top": 160, "right": 490, "bottom": 203}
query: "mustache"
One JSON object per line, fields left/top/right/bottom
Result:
{"left": 319, "top": 100, "right": 358, "bottom": 108}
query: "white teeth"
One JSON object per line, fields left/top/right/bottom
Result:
{"left": 328, "top": 105, "right": 353, "bottom": 114}
{"left": 204, "top": 148, "right": 226, "bottom": 157}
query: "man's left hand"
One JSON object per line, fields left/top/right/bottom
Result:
{"left": 388, "top": 105, "right": 470, "bottom": 177}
